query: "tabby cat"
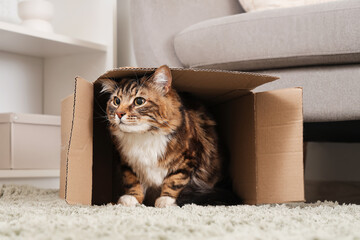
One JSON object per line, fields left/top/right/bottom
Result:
{"left": 101, "top": 65, "right": 239, "bottom": 207}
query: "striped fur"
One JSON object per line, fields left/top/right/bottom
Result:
{"left": 102, "top": 65, "right": 223, "bottom": 207}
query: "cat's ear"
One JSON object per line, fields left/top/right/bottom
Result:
{"left": 152, "top": 65, "right": 172, "bottom": 94}
{"left": 100, "top": 78, "right": 117, "bottom": 93}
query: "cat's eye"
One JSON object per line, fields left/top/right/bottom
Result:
{"left": 113, "top": 96, "right": 120, "bottom": 105}
{"left": 134, "top": 97, "right": 146, "bottom": 106}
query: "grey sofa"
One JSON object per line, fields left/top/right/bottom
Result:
{"left": 130, "top": 0, "right": 360, "bottom": 141}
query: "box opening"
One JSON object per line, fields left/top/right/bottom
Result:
{"left": 91, "top": 80, "right": 255, "bottom": 205}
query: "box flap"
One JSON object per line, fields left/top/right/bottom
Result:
{"left": 97, "top": 67, "right": 278, "bottom": 100}
{"left": 60, "top": 95, "right": 73, "bottom": 199}
{"left": 254, "top": 88, "right": 304, "bottom": 204}
{"left": 60, "top": 77, "right": 93, "bottom": 205}
{"left": 219, "top": 87, "right": 304, "bottom": 205}
{"left": 0, "top": 113, "right": 60, "bottom": 125}
{"left": 217, "top": 93, "right": 258, "bottom": 204}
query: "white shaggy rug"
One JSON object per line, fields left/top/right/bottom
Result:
{"left": 0, "top": 185, "right": 360, "bottom": 240}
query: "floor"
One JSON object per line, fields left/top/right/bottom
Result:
{"left": 1, "top": 184, "right": 360, "bottom": 240}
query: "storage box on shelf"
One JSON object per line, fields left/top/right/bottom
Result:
{"left": 0, "top": 113, "right": 60, "bottom": 188}
{"left": 0, "top": 113, "right": 60, "bottom": 169}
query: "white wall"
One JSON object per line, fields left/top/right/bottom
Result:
{"left": 117, "top": 0, "right": 137, "bottom": 67}
{"left": 43, "top": 53, "right": 108, "bottom": 115}
{"left": 43, "top": 0, "right": 117, "bottom": 115}
{"left": 49, "top": 0, "right": 114, "bottom": 44}
{"left": 0, "top": 51, "right": 43, "bottom": 114}
{"left": 48, "top": 0, "right": 117, "bottom": 68}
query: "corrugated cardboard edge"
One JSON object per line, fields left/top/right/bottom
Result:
{"left": 60, "top": 77, "right": 93, "bottom": 205}
{"left": 60, "top": 95, "right": 72, "bottom": 199}
{"left": 97, "top": 67, "right": 279, "bottom": 80}
{"left": 65, "top": 78, "right": 78, "bottom": 202}
{"left": 219, "top": 92, "right": 258, "bottom": 204}
{"left": 96, "top": 67, "right": 279, "bottom": 101}
{"left": 253, "top": 87, "right": 305, "bottom": 204}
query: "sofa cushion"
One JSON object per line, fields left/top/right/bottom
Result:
{"left": 130, "top": 0, "right": 243, "bottom": 68}
{"left": 254, "top": 64, "right": 360, "bottom": 122}
{"left": 239, "top": 0, "right": 339, "bottom": 12}
{"left": 174, "top": 0, "right": 360, "bottom": 71}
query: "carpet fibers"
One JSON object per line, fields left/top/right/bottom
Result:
{"left": 0, "top": 185, "right": 360, "bottom": 240}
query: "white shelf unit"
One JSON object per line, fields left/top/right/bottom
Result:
{"left": 0, "top": 170, "right": 59, "bottom": 178}
{"left": 0, "top": 0, "right": 117, "bottom": 189}
{"left": 0, "top": 21, "right": 107, "bottom": 57}
{"left": 0, "top": 170, "right": 60, "bottom": 189}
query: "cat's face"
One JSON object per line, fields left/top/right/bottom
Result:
{"left": 101, "top": 65, "right": 181, "bottom": 134}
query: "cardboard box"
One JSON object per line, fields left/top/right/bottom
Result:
{"left": 0, "top": 113, "right": 60, "bottom": 169}
{"left": 60, "top": 68, "right": 304, "bottom": 205}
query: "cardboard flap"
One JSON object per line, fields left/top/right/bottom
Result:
{"left": 60, "top": 95, "right": 73, "bottom": 199}
{"left": 97, "top": 67, "right": 278, "bottom": 100}
{"left": 217, "top": 93, "right": 257, "bottom": 204}
{"left": 60, "top": 77, "right": 93, "bottom": 205}
{"left": 254, "top": 87, "right": 304, "bottom": 204}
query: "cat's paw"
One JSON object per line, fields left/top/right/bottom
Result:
{"left": 118, "top": 195, "right": 139, "bottom": 207}
{"left": 155, "top": 196, "right": 177, "bottom": 208}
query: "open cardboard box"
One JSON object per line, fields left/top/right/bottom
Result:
{"left": 60, "top": 67, "right": 304, "bottom": 205}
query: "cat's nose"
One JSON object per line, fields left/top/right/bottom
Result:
{"left": 116, "top": 112, "right": 126, "bottom": 119}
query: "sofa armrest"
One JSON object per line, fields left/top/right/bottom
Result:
{"left": 130, "top": 0, "right": 243, "bottom": 67}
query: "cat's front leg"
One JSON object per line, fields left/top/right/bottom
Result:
{"left": 155, "top": 165, "right": 191, "bottom": 208}
{"left": 118, "top": 164, "right": 145, "bottom": 207}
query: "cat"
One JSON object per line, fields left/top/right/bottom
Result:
{"left": 100, "top": 65, "right": 240, "bottom": 207}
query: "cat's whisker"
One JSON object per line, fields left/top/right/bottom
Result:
{"left": 94, "top": 98, "right": 108, "bottom": 116}
{"left": 93, "top": 115, "right": 108, "bottom": 120}
{"left": 93, "top": 114, "right": 111, "bottom": 124}
{"left": 95, "top": 117, "right": 110, "bottom": 125}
